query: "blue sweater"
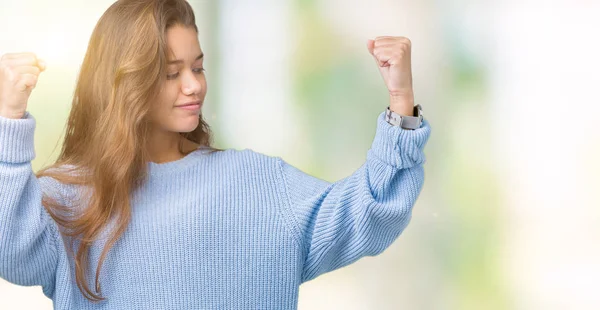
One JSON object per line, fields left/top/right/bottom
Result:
{"left": 0, "top": 111, "right": 430, "bottom": 309}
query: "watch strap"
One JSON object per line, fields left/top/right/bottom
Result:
{"left": 384, "top": 104, "right": 423, "bottom": 129}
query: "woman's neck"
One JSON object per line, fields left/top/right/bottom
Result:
{"left": 147, "top": 129, "right": 199, "bottom": 164}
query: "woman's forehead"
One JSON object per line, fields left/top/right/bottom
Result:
{"left": 165, "top": 26, "right": 202, "bottom": 63}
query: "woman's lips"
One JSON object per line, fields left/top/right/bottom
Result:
{"left": 176, "top": 103, "right": 201, "bottom": 111}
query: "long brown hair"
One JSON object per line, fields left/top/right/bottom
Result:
{"left": 36, "top": 0, "right": 220, "bottom": 302}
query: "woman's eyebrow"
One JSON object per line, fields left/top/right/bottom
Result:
{"left": 167, "top": 52, "right": 204, "bottom": 65}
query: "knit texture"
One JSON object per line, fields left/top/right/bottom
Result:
{"left": 0, "top": 111, "right": 430, "bottom": 309}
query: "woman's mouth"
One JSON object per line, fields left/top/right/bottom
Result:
{"left": 176, "top": 101, "right": 202, "bottom": 111}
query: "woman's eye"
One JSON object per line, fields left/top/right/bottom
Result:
{"left": 167, "top": 69, "right": 204, "bottom": 80}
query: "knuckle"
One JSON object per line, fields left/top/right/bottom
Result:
{"left": 20, "top": 74, "right": 36, "bottom": 87}
{"left": 6, "top": 69, "right": 17, "bottom": 82}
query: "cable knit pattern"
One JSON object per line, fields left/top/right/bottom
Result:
{"left": 0, "top": 111, "right": 430, "bottom": 309}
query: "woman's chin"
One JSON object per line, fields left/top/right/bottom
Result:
{"left": 171, "top": 119, "right": 199, "bottom": 133}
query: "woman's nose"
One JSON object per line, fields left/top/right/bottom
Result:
{"left": 182, "top": 71, "right": 202, "bottom": 96}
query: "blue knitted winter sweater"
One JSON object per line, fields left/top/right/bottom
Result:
{"left": 0, "top": 111, "right": 430, "bottom": 309}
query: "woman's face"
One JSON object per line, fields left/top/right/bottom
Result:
{"left": 149, "top": 24, "right": 207, "bottom": 134}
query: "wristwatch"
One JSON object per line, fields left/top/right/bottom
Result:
{"left": 384, "top": 104, "right": 423, "bottom": 130}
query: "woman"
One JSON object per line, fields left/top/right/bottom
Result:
{"left": 0, "top": 0, "right": 430, "bottom": 309}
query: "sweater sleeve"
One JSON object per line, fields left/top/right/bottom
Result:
{"left": 276, "top": 111, "right": 431, "bottom": 283}
{"left": 0, "top": 112, "right": 60, "bottom": 291}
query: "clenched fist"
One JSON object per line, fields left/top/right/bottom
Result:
{"left": 0, "top": 53, "right": 46, "bottom": 119}
{"left": 367, "top": 36, "right": 414, "bottom": 116}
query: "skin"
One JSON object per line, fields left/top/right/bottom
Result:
{"left": 146, "top": 25, "right": 207, "bottom": 164}
{"left": 367, "top": 36, "right": 415, "bottom": 117}
{"left": 0, "top": 53, "right": 45, "bottom": 120}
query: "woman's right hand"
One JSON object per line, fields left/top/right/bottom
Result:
{"left": 0, "top": 53, "right": 46, "bottom": 119}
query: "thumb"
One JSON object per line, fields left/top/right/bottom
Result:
{"left": 366, "top": 39, "right": 375, "bottom": 56}
{"left": 37, "top": 58, "right": 47, "bottom": 72}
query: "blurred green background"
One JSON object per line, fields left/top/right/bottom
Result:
{"left": 1, "top": 0, "right": 599, "bottom": 309}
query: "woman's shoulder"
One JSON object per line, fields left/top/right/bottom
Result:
{"left": 216, "top": 147, "right": 278, "bottom": 161}
{"left": 205, "top": 147, "right": 281, "bottom": 170}
{"left": 37, "top": 164, "right": 88, "bottom": 205}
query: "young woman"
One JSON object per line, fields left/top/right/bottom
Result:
{"left": 0, "top": 0, "right": 430, "bottom": 308}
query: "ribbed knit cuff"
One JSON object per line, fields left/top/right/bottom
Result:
{"left": 0, "top": 112, "right": 36, "bottom": 163}
{"left": 368, "top": 111, "right": 431, "bottom": 169}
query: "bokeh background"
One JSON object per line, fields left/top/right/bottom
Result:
{"left": 1, "top": 0, "right": 599, "bottom": 309}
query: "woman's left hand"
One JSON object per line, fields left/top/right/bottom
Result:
{"left": 367, "top": 36, "right": 415, "bottom": 116}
